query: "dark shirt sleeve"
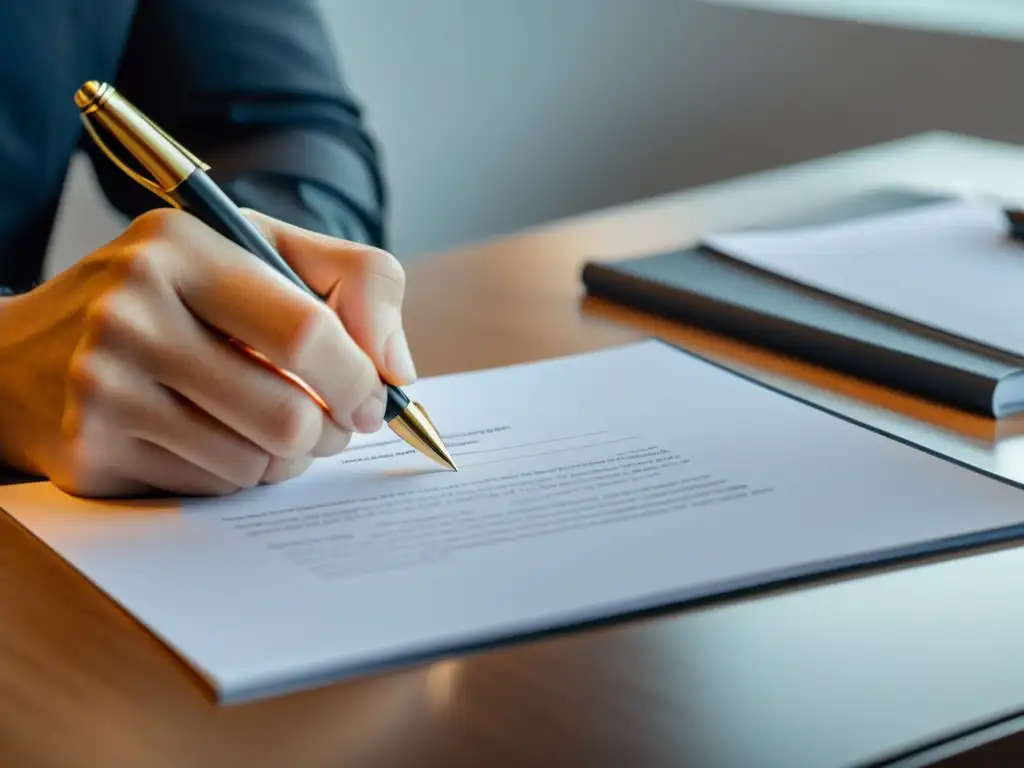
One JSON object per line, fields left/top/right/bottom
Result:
{"left": 81, "top": 0, "right": 387, "bottom": 248}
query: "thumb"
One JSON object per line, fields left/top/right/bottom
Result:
{"left": 241, "top": 209, "right": 417, "bottom": 386}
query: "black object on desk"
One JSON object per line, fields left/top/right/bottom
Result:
{"left": 582, "top": 189, "right": 1024, "bottom": 418}
{"left": 1006, "top": 207, "right": 1024, "bottom": 241}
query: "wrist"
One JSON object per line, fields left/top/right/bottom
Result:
{"left": 0, "top": 287, "right": 45, "bottom": 475}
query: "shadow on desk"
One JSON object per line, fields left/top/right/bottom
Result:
{"left": 883, "top": 710, "right": 1024, "bottom": 767}
{"left": 0, "top": 466, "right": 39, "bottom": 486}
{"left": 580, "top": 295, "right": 1024, "bottom": 449}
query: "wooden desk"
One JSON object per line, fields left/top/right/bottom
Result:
{"left": 6, "top": 131, "right": 1024, "bottom": 767}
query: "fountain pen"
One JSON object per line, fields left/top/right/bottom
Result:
{"left": 74, "top": 80, "right": 456, "bottom": 471}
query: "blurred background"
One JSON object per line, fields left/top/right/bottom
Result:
{"left": 43, "top": 0, "right": 1024, "bottom": 274}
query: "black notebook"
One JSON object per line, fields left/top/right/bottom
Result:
{"left": 581, "top": 189, "right": 1024, "bottom": 418}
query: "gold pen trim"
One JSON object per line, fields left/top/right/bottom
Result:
{"left": 74, "top": 80, "right": 210, "bottom": 207}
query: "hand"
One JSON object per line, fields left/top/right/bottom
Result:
{"left": 0, "top": 208, "right": 416, "bottom": 497}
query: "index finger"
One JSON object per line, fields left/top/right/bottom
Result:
{"left": 243, "top": 210, "right": 416, "bottom": 386}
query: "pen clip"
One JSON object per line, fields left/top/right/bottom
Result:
{"left": 78, "top": 111, "right": 180, "bottom": 208}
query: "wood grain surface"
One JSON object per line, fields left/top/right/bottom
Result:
{"left": 6, "top": 133, "right": 1024, "bottom": 767}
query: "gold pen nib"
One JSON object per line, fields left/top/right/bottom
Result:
{"left": 388, "top": 402, "right": 458, "bottom": 471}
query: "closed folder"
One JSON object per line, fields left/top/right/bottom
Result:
{"left": 581, "top": 189, "right": 1024, "bottom": 418}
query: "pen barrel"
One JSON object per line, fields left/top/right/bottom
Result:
{"left": 170, "top": 169, "right": 410, "bottom": 424}
{"left": 170, "top": 170, "right": 316, "bottom": 301}
{"left": 384, "top": 384, "right": 409, "bottom": 421}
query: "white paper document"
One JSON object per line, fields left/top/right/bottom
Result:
{"left": 705, "top": 198, "right": 1024, "bottom": 357}
{"left": 4, "top": 340, "right": 1024, "bottom": 703}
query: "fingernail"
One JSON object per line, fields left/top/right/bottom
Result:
{"left": 386, "top": 329, "right": 417, "bottom": 383}
{"left": 352, "top": 390, "right": 386, "bottom": 433}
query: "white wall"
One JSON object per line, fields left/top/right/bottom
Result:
{"left": 44, "top": 0, "right": 1024, "bottom": 276}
